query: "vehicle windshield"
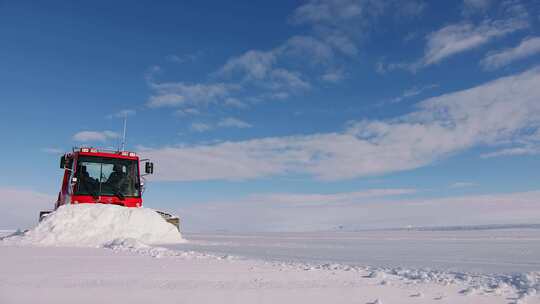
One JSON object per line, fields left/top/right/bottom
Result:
{"left": 75, "top": 156, "right": 140, "bottom": 198}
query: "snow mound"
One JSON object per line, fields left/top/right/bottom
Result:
{"left": 4, "top": 204, "right": 185, "bottom": 247}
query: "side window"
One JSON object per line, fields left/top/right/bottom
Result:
{"left": 66, "top": 158, "right": 75, "bottom": 195}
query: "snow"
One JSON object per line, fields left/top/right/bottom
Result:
{"left": 167, "top": 229, "right": 540, "bottom": 274}
{"left": 2, "top": 204, "right": 184, "bottom": 247}
{"left": 0, "top": 241, "right": 538, "bottom": 304}
{"left": 0, "top": 230, "right": 14, "bottom": 237}
{"left": 1, "top": 206, "right": 539, "bottom": 303}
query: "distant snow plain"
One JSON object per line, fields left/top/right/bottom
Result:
{"left": 2, "top": 227, "right": 539, "bottom": 304}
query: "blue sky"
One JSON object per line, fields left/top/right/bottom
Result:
{"left": 2, "top": 0, "right": 540, "bottom": 231}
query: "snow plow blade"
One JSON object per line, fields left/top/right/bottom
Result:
{"left": 155, "top": 210, "right": 180, "bottom": 231}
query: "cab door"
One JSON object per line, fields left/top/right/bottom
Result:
{"left": 57, "top": 155, "right": 75, "bottom": 208}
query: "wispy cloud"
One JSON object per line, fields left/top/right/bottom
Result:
{"left": 381, "top": 1, "right": 530, "bottom": 72}
{"left": 147, "top": 82, "right": 236, "bottom": 108}
{"left": 462, "top": 0, "right": 492, "bottom": 15}
{"left": 290, "top": 0, "right": 426, "bottom": 26}
{"left": 189, "top": 117, "right": 252, "bottom": 133}
{"left": 423, "top": 21, "right": 523, "bottom": 66}
{"left": 147, "top": 1, "right": 429, "bottom": 112}
{"left": 73, "top": 130, "right": 119, "bottom": 142}
{"left": 388, "top": 84, "right": 439, "bottom": 103}
{"left": 481, "top": 36, "right": 540, "bottom": 70}
{"left": 175, "top": 108, "right": 201, "bottom": 116}
{"left": 219, "top": 50, "right": 277, "bottom": 81}
{"left": 190, "top": 122, "right": 213, "bottom": 133}
{"left": 481, "top": 145, "right": 540, "bottom": 158}
{"left": 140, "top": 67, "right": 540, "bottom": 182}
{"left": 321, "top": 69, "right": 345, "bottom": 83}
{"left": 217, "top": 117, "right": 252, "bottom": 129}
{"left": 166, "top": 51, "right": 203, "bottom": 64}
{"left": 224, "top": 97, "right": 248, "bottom": 109}
{"left": 449, "top": 181, "right": 477, "bottom": 188}
{"left": 217, "top": 46, "right": 312, "bottom": 95}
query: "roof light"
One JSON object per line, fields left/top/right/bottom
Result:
{"left": 121, "top": 151, "right": 129, "bottom": 156}
{"left": 128, "top": 152, "right": 136, "bottom": 157}
{"left": 80, "top": 148, "right": 90, "bottom": 153}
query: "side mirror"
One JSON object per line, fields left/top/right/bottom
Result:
{"left": 60, "top": 155, "right": 66, "bottom": 169}
{"left": 145, "top": 162, "right": 154, "bottom": 174}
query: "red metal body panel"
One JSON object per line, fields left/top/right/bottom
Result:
{"left": 56, "top": 149, "right": 143, "bottom": 209}
{"left": 69, "top": 195, "right": 141, "bottom": 207}
{"left": 78, "top": 151, "right": 139, "bottom": 161}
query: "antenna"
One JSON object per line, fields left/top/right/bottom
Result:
{"left": 120, "top": 114, "right": 127, "bottom": 151}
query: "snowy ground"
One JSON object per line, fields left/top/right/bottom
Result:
{"left": 1, "top": 229, "right": 539, "bottom": 303}
{"left": 1, "top": 243, "right": 537, "bottom": 304}
{"left": 1, "top": 206, "right": 539, "bottom": 303}
{"left": 168, "top": 229, "right": 540, "bottom": 274}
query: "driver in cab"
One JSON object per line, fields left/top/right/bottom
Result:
{"left": 106, "top": 164, "right": 127, "bottom": 195}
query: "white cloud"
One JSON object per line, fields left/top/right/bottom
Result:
{"left": 481, "top": 146, "right": 540, "bottom": 158}
{"left": 291, "top": 0, "right": 425, "bottom": 27}
{"left": 450, "top": 181, "right": 477, "bottom": 188}
{"left": 190, "top": 122, "right": 213, "bottom": 133}
{"left": 177, "top": 190, "right": 540, "bottom": 232}
{"left": 382, "top": 4, "right": 530, "bottom": 73}
{"left": 218, "top": 47, "right": 312, "bottom": 91}
{"left": 73, "top": 131, "right": 119, "bottom": 142}
{"left": 219, "top": 50, "right": 277, "bottom": 80}
{"left": 283, "top": 35, "right": 335, "bottom": 63}
{"left": 389, "top": 84, "right": 439, "bottom": 103}
{"left": 288, "top": 0, "right": 425, "bottom": 76}
{"left": 399, "top": 1, "right": 426, "bottom": 18}
{"left": 291, "top": 0, "right": 363, "bottom": 24}
{"left": 140, "top": 67, "right": 540, "bottom": 182}
{"left": 422, "top": 18, "right": 527, "bottom": 66}
{"left": 175, "top": 108, "right": 200, "bottom": 116}
{"left": 189, "top": 118, "right": 252, "bottom": 133}
{"left": 323, "top": 33, "right": 358, "bottom": 56}
{"left": 147, "top": 82, "right": 234, "bottom": 108}
{"left": 481, "top": 36, "right": 540, "bottom": 70}
{"left": 462, "top": 0, "right": 492, "bottom": 14}
{"left": 166, "top": 51, "right": 202, "bottom": 64}
{"left": 224, "top": 97, "right": 247, "bottom": 108}
{"left": 150, "top": 1, "right": 428, "bottom": 110}
{"left": 321, "top": 69, "right": 345, "bottom": 83}
{"left": 0, "top": 188, "right": 54, "bottom": 229}
{"left": 268, "top": 69, "right": 311, "bottom": 91}
{"left": 147, "top": 94, "right": 185, "bottom": 107}
{"left": 217, "top": 117, "right": 252, "bottom": 129}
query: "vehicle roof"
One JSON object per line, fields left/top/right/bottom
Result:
{"left": 74, "top": 151, "right": 139, "bottom": 161}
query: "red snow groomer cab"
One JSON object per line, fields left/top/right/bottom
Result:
{"left": 40, "top": 147, "right": 179, "bottom": 229}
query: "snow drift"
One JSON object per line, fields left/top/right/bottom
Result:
{"left": 3, "top": 204, "right": 184, "bottom": 247}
